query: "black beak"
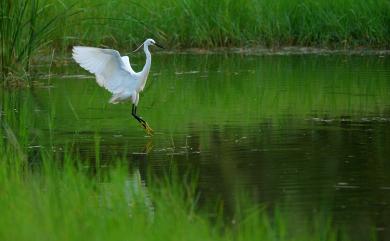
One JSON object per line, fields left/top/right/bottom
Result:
{"left": 155, "top": 43, "right": 164, "bottom": 49}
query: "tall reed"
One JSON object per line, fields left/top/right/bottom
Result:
{"left": 0, "top": 0, "right": 76, "bottom": 84}
{"left": 62, "top": 0, "right": 390, "bottom": 49}
{"left": 1, "top": 0, "right": 389, "bottom": 83}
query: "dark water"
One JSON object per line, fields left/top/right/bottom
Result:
{"left": 6, "top": 53, "right": 390, "bottom": 240}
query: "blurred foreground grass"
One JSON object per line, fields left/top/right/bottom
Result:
{"left": 0, "top": 143, "right": 346, "bottom": 241}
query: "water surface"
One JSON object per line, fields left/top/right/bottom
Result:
{"left": 4, "top": 53, "right": 390, "bottom": 240}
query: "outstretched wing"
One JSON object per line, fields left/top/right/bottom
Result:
{"left": 121, "top": 56, "right": 136, "bottom": 75}
{"left": 72, "top": 46, "right": 137, "bottom": 94}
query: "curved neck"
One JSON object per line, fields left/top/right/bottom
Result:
{"left": 141, "top": 44, "right": 151, "bottom": 76}
{"left": 136, "top": 44, "right": 152, "bottom": 91}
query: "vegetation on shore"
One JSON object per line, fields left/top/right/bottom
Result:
{"left": 66, "top": 0, "right": 390, "bottom": 49}
{"left": 0, "top": 0, "right": 76, "bottom": 81}
{"left": 1, "top": 0, "right": 389, "bottom": 82}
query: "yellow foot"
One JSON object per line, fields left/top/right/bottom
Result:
{"left": 141, "top": 122, "right": 154, "bottom": 136}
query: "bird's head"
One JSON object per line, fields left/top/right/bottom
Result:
{"left": 133, "top": 38, "right": 164, "bottom": 52}
{"left": 145, "top": 39, "right": 164, "bottom": 48}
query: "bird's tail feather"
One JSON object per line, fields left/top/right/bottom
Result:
{"left": 109, "top": 95, "right": 120, "bottom": 104}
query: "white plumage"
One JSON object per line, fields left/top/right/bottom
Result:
{"left": 72, "top": 46, "right": 137, "bottom": 101}
{"left": 72, "top": 38, "right": 163, "bottom": 134}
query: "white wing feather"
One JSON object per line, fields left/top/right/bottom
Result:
{"left": 72, "top": 46, "right": 137, "bottom": 95}
{"left": 121, "top": 56, "right": 136, "bottom": 75}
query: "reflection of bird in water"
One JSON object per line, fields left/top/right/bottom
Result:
{"left": 124, "top": 169, "right": 154, "bottom": 219}
{"left": 131, "top": 138, "right": 153, "bottom": 156}
{"left": 72, "top": 39, "right": 164, "bottom": 135}
{"left": 99, "top": 168, "right": 154, "bottom": 220}
{"left": 143, "top": 139, "right": 154, "bottom": 154}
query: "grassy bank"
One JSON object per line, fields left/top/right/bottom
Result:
{"left": 0, "top": 0, "right": 75, "bottom": 82}
{"left": 1, "top": 0, "right": 389, "bottom": 82}
{"left": 59, "top": 0, "right": 390, "bottom": 49}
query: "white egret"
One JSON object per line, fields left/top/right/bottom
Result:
{"left": 72, "top": 38, "right": 163, "bottom": 135}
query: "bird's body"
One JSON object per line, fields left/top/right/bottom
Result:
{"left": 72, "top": 38, "right": 162, "bottom": 134}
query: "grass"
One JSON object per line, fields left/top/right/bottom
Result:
{"left": 60, "top": 0, "right": 390, "bottom": 49}
{"left": 0, "top": 139, "right": 346, "bottom": 241}
{"left": 0, "top": 1, "right": 387, "bottom": 237}
{"left": 1, "top": 0, "right": 389, "bottom": 82}
{"left": 0, "top": 0, "right": 76, "bottom": 84}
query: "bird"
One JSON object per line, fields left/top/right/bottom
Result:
{"left": 72, "top": 38, "right": 163, "bottom": 135}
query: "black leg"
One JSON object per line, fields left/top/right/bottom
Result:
{"left": 132, "top": 104, "right": 145, "bottom": 125}
{"left": 131, "top": 104, "right": 153, "bottom": 134}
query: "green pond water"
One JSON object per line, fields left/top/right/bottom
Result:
{"left": 2, "top": 53, "right": 390, "bottom": 240}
